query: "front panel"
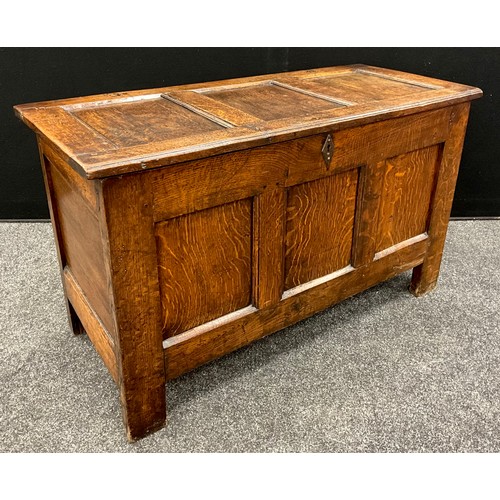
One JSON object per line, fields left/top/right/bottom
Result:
{"left": 151, "top": 107, "right": 455, "bottom": 373}
{"left": 156, "top": 199, "right": 252, "bottom": 338}
{"left": 284, "top": 170, "right": 358, "bottom": 290}
{"left": 375, "top": 145, "right": 441, "bottom": 252}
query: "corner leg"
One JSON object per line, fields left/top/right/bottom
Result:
{"left": 99, "top": 174, "right": 167, "bottom": 441}
{"left": 119, "top": 370, "right": 166, "bottom": 442}
{"left": 410, "top": 263, "right": 438, "bottom": 296}
{"left": 409, "top": 103, "right": 471, "bottom": 298}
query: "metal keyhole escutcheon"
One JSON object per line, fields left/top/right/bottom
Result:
{"left": 322, "top": 134, "right": 333, "bottom": 167}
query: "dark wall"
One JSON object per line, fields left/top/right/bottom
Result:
{"left": 1, "top": 48, "right": 497, "bottom": 219}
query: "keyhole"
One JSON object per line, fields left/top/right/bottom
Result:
{"left": 322, "top": 134, "right": 334, "bottom": 167}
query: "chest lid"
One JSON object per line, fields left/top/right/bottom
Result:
{"left": 14, "top": 64, "right": 482, "bottom": 179}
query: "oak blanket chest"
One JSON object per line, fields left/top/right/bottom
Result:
{"left": 15, "top": 65, "right": 482, "bottom": 441}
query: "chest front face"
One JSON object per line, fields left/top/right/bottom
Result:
{"left": 141, "top": 105, "right": 456, "bottom": 355}
{"left": 15, "top": 64, "right": 481, "bottom": 441}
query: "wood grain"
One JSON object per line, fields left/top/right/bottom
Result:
{"left": 164, "top": 235, "right": 428, "bottom": 380}
{"left": 354, "top": 65, "right": 474, "bottom": 92}
{"left": 351, "top": 162, "right": 386, "bottom": 267}
{"left": 204, "top": 82, "right": 342, "bottom": 121}
{"left": 72, "top": 97, "right": 223, "bottom": 148}
{"left": 285, "top": 107, "right": 450, "bottom": 187}
{"left": 375, "top": 145, "right": 440, "bottom": 252}
{"left": 99, "top": 173, "right": 166, "bottom": 441}
{"left": 41, "top": 140, "right": 98, "bottom": 211}
{"left": 37, "top": 140, "right": 84, "bottom": 336}
{"left": 151, "top": 142, "right": 287, "bottom": 221}
{"left": 64, "top": 268, "right": 118, "bottom": 383}
{"left": 411, "top": 103, "right": 471, "bottom": 295}
{"left": 156, "top": 199, "right": 252, "bottom": 337}
{"left": 285, "top": 170, "right": 358, "bottom": 289}
{"left": 164, "top": 91, "right": 262, "bottom": 127}
{"left": 49, "top": 157, "right": 115, "bottom": 335}
{"left": 252, "top": 189, "right": 286, "bottom": 308}
{"left": 300, "top": 72, "right": 434, "bottom": 103}
{"left": 25, "top": 107, "right": 118, "bottom": 158}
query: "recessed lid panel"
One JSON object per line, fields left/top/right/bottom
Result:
{"left": 70, "top": 97, "right": 224, "bottom": 148}
{"left": 300, "top": 71, "right": 437, "bottom": 103}
{"left": 201, "top": 82, "right": 343, "bottom": 121}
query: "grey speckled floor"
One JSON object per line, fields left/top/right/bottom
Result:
{"left": 0, "top": 221, "right": 499, "bottom": 452}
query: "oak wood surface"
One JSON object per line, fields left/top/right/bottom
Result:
{"left": 41, "top": 140, "right": 98, "bottom": 211}
{"left": 285, "top": 107, "right": 451, "bottom": 187}
{"left": 351, "top": 162, "right": 385, "bottom": 268}
{"left": 203, "top": 82, "right": 343, "bottom": 121}
{"left": 14, "top": 65, "right": 481, "bottom": 179}
{"left": 284, "top": 170, "right": 359, "bottom": 289}
{"left": 37, "top": 140, "right": 84, "bottom": 336}
{"left": 164, "top": 91, "right": 263, "bottom": 127}
{"left": 99, "top": 174, "right": 166, "bottom": 441}
{"left": 150, "top": 108, "right": 449, "bottom": 226}
{"left": 156, "top": 199, "right": 252, "bottom": 338}
{"left": 164, "top": 236, "right": 428, "bottom": 380}
{"left": 48, "top": 155, "right": 114, "bottom": 335}
{"left": 410, "top": 103, "right": 471, "bottom": 295}
{"left": 289, "top": 72, "right": 434, "bottom": 103}
{"left": 64, "top": 268, "right": 118, "bottom": 383}
{"left": 150, "top": 142, "right": 287, "bottom": 221}
{"left": 72, "top": 97, "right": 223, "bottom": 148}
{"left": 14, "top": 66, "right": 481, "bottom": 442}
{"left": 252, "top": 189, "right": 287, "bottom": 309}
{"left": 376, "top": 145, "right": 440, "bottom": 252}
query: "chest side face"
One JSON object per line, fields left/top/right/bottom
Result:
{"left": 14, "top": 65, "right": 480, "bottom": 179}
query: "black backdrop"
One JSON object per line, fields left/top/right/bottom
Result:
{"left": 1, "top": 47, "right": 497, "bottom": 219}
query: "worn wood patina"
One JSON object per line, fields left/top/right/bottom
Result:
{"left": 15, "top": 64, "right": 482, "bottom": 441}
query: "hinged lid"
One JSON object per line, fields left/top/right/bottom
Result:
{"left": 14, "top": 64, "right": 482, "bottom": 179}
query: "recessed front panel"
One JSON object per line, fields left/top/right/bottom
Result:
{"left": 156, "top": 199, "right": 252, "bottom": 338}
{"left": 284, "top": 169, "right": 359, "bottom": 290}
{"left": 376, "top": 145, "right": 441, "bottom": 252}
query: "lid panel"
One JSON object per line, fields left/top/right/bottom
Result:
{"left": 201, "top": 82, "right": 343, "bottom": 121}
{"left": 297, "top": 72, "right": 438, "bottom": 103}
{"left": 71, "top": 97, "right": 224, "bottom": 148}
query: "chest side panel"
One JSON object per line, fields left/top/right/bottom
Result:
{"left": 44, "top": 149, "right": 115, "bottom": 336}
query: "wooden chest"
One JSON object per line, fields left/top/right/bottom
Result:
{"left": 15, "top": 65, "right": 482, "bottom": 441}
